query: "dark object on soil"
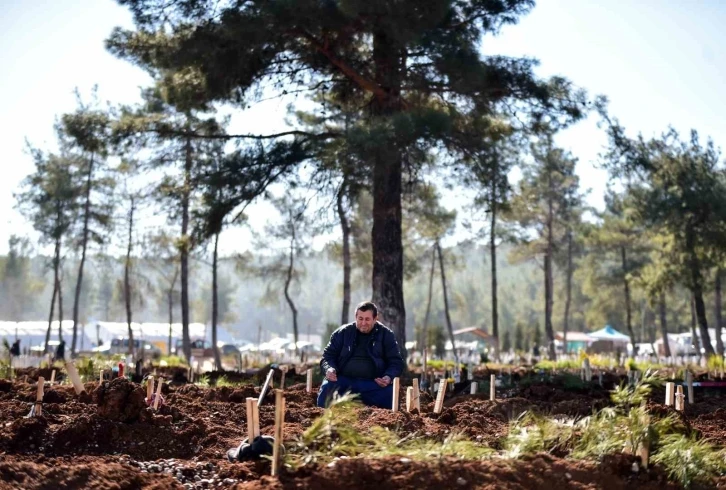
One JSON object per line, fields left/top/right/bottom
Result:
{"left": 95, "top": 377, "right": 148, "bottom": 422}
{"left": 226, "top": 435, "right": 280, "bottom": 462}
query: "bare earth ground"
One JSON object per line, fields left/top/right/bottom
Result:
{"left": 0, "top": 368, "right": 724, "bottom": 489}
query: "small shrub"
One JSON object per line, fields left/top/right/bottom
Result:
{"left": 503, "top": 411, "right": 575, "bottom": 459}
{"left": 652, "top": 433, "right": 726, "bottom": 488}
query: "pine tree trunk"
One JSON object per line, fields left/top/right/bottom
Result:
{"left": 337, "top": 186, "right": 351, "bottom": 325}
{"left": 283, "top": 231, "right": 299, "bottom": 356}
{"left": 72, "top": 156, "right": 94, "bottom": 357}
{"left": 563, "top": 227, "right": 573, "bottom": 354}
{"left": 544, "top": 174, "right": 556, "bottom": 361}
{"left": 436, "top": 240, "right": 458, "bottom": 365}
{"left": 44, "top": 237, "right": 61, "bottom": 355}
{"left": 211, "top": 231, "right": 222, "bottom": 370}
{"left": 715, "top": 269, "right": 724, "bottom": 356}
{"left": 57, "top": 268, "right": 64, "bottom": 341}
{"left": 370, "top": 31, "right": 406, "bottom": 358}
{"left": 168, "top": 268, "right": 178, "bottom": 356}
{"left": 690, "top": 295, "right": 701, "bottom": 355}
{"left": 180, "top": 135, "right": 192, "bottom": 362}
{"left": 687, "top": 229, "right": 714, "bottom": 356}
{"left": 659, "top": 292, "right": 671, "bottom": 358}
{"left": 124, "top": 196, "right": 135, "bottom": 357}
{"left": 422, "top": 245, "right": 436, "bottom": 370}
{"left": 620, "top": 245, "right": 636, "bottom": 358}
{"left": 490, "top": 173, "right": 499, "bottom": 361}
{"left": 168, "top": 288, "right": 173, "bottom": 356}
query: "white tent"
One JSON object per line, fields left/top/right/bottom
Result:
{"left": 589, "top": 325, "right": 631, "bottom": 342}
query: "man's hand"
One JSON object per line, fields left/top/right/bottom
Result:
{"left": 374, "top": 375, "right": 391, "bottom": 387}
{"left": 326, "top": 368, "right": 337, "bottom": 382}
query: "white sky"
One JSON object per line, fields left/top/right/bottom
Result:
{"left": 1, "top": 0, "right": 725, "bottom": 255}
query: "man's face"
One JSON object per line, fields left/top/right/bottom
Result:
{"left": 355, "top": 309, "right": 376, "bottom": 333}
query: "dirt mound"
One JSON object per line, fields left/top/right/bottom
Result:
{"left": 43, "top": 387, "right": 68, "bottom": 404}
{"left": 0, "top": 456, "right": 180, "bottom": 490}
{"left": 237, "top": 453, "right": 678, "bottom": 490}
{"left": 94, "top": 377, "right": 148, "bottom": 423}
{"left": 690, "top": 407, "right": 726, "bottom": 446}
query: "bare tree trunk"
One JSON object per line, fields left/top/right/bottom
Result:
{"left": 180, "top": 135, "right": 192, "bottom": 362}
{"left": 44, "top": 237, "right": 61, "bottom": 354}
{"left": 715, "top": 269, "right": 724, "bottom": 356}
{"left": 659, "top": 292, "right": 671, "bottom": 358}
{"left": 370, "top": 32, "right": 405, "bottom": 358}
{"left": 211, "top": 231, "right": 222, "bottom": 370}
{"left": 544, "top": 175, "right": 556, "bottom": 361}
{"left": 490, "top": 175, "right": 499, "bottom": 361}
{"left": 337, "top": 185, "right": 351, "bottom": 325}
{"left": 421, "top": 245, "right": 436, "bottom": 374}
{"left": 124, "top": 196, "right": 135, "bottom": 358}
{"left": 436, "top": 240, "right": 458, "bottom": 365}
{"left": 72, "top": 155, "right": 94, "bottom": 357}
{"left": 168, "top": 289, "right": 173, "bottom": 356}
{"left": 168, "top": 268, "right": 178, "bottom": 356}
{"left": 691, "top": 294, "right": 701, "bottom": 356}
{"left": 563, "top": 227, "right": 573, "bottom": 354}
{"left": 57, "top": 267, "right": 64, "bottom": 341}
{"left": 620, "top": 245, "right": 636, "bottom": 358}
{"left": 687, "top": 230, "right": 714, "bottom": 356}
{"left": 283, "top": 232, "right": 299, "bottom": 356}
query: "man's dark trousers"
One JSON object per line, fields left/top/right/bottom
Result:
{"left": 317, "top": 375, "right": 393, "bottom": 409}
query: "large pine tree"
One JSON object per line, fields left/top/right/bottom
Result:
{"left": 108, "top": 0, "right": 584, "bottom": 354}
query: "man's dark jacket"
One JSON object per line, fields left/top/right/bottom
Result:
{"left": 320, "top": 322, "right": 404, "bottom": 380}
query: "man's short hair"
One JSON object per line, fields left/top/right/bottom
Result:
{"left": 355, "top": 301, "right": 378, "bottom": 317}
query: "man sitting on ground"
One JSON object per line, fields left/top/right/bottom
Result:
{"left": 317, "top": 301, "right": 404, "bottom": 409}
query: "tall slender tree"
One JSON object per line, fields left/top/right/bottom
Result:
{"left": 17, "top": 150, "right": 80, "bottom": 353}
{"left": 60, "top": 89, "right": 115, "bottom": 356}
{"left": 507, "top": 134, "right": 580, "bottom": 360}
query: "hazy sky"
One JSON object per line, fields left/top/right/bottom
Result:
{"left": 1, "top": 0, "right": 725, "bottom": 255}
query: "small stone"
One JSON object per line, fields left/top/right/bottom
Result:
{"left": 631, "top": 462, "right": 639, "bottom": 473}
{"left": 565, "top": 473, "right": 571, "bottom": 480}
{"left": 327, "top": 461, "right": 336, "bottom": 468}
{"left": 399, "top": 458, "right": 411, "bottom": 463}
{"left": 223, "top": 479, "right": 235, "bottom": 485}
{"left": 456, "top": 477, "right": 467, "bottom": 486}
{"left": 194, "top": 476, "right": 201, "bottom": 482}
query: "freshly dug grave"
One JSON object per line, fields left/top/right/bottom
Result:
{"left": 238, "top": 453, "right": 682, "bottom": 490}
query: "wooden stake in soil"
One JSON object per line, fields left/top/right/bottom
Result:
{"left": 405, "top": 386, "right": 414, "bottom": 412}
{"left": 434, "top": 378, "right": 447, "bottom": 414}
{"left": 258, "top": 368, "right": 275, "bottom": 406}
{"left": 99, "top": 370, "right": 104, "bottom": 384}
{"left": 280, "top": 366, "right": 288, "bottom": 391}
{"left": 146, "top": 376, "right": 155, "bottom": 402}
{"left": 271, "top": 389, "right": 286, "bottom": 477}
{"left": 306, "top": 368, "right": 313, "bottom": 393}
{"left": 470, "top": 382, "right": 478, "bottom": 394}
{"left": 391, "top": 377, "right": 400, "bottom": 412}
{"left": 412, "top": 378, "right": 421, "bottom": 412}
{"left": 665, "top": 382, "right": 675, "bottom": 406}
{"left": 152, "top": 378, "right": 164, "bottom": 410}
{"left": 50, "top": 370, "right": 56, "bottom": 385}
{"left": 675, "top": 385, "right": 685, "bottom": 412}
{"left": 490, "top": 374, "right": 496, "bottom": 401}
{"left": 685, "top": 371, "right": 694, "bottom": 404}
{"left": 65, "top": 361, "right": 85, "bottom": 395}
{"left": 35, "top": 376, "right": 44, "bottom": 417}
{"left": 246, "top": 397, "right": 260, "bottom": 442}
